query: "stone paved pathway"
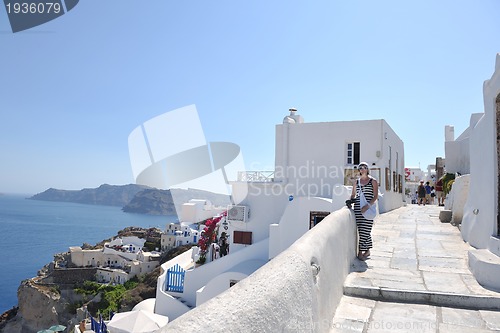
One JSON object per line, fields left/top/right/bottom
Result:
{"left": 330, "top": 204, "right": 500, "bottom": 332}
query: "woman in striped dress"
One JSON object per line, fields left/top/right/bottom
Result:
{"left": 349, "top": 162, "right": 379, "bottom": 261}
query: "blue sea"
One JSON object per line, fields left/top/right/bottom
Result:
{"left": 0, "top": 194, "right": 177, "bottom": 314}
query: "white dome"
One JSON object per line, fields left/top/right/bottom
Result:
{"left": 283, "top": 116, "right": 296, "bottom": 124}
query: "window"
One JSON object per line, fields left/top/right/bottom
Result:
{"left": 346, "top": 142, "right": 360, "bottom": 165}
{"left": 309, "top": 211, "right": 330, "bottom": 229}
{"left": 233, "top": 231, "right": 252, "bottom": 245}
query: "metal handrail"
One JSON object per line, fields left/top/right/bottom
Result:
{"left": 237, "top": 171, "right": 275, "bottom": 182}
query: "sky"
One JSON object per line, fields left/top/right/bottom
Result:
{"left": 1, "top": 0, "right": 499, "bottom": 195}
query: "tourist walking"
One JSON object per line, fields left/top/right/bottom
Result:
{"left": 418, "top": 181, "right": 426, "bottom": 205}
{"left": 219, "top": 232, "right": 229, "bottom": 257}
{"left": 435, "top": 177, "right": 444, "bottom": 206}
{"left": 347, "top": 162, "right": 378, "bottom": 261}
{"left": 425, "top": 181, "right": 432, "bottom": 204}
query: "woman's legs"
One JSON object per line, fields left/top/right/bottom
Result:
{"left": 357, "top": 219, "right": 373, "bottom": 260}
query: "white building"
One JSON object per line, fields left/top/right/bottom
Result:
{"left": 454, "top": 53, "right": 500, "bottom": 291}
{"left": 161, "top": 200, "right": 225, "bottom": 251}
{"left": 161, "top": 223, "right": 182, "bottom": 251}
{"left": 273, "top": 109, "right": 405, "bottom": 212}
{"left": 144, "top": 110, "right": 405, "bottom": 321}
{"left": 180, "top": 199, "right": 225, "bottom": 224}
{"left": 69, "top": 236, "right": 160, "bottom": 284}
{"left": 444, "top": 114, "right": 483, "bottom": 175}
{"left": 405, "top": 167, "right": 426, "bottom": 183}
{"left": 404, "top": 166, "right": 426, "bottom": 202}
{"left": 173, "top": 224, "right": 200, "bottom": 247}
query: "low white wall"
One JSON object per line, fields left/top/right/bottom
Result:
{"left": 195, "top": 259, "right": 266, "bottom": 306}
{"left": 154, "top": 292, "right": 190, "bottom": 321}
{"left": 156, "top": 238, "right": 269, "bottom": 313}
{"left": 269, "top": 196, "right": 333, "bottom": 260}
{"left": 445, "top": 175, "right": 469, "bottom": 224}
{"left": 378, "top": 191, "right": 403, "bottom": 213}
{"left": 155, "top": 248, "right": 193, "bottom": 318}
{"left": 195, "top": 272, "right": 248, "bottom": 306}
{"left": 161, "top": 207, "right": 356, "bottom": 332}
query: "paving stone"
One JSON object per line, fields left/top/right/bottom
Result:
{"left": 359, "top": 268, "right": 421, "bottom": 281}
{"left": 390, "top": 257, "right": 418, "bottom": 270}
{"left": 418, "top": 257, "right": 468, "bottom": 269}
{"left": 479, "top": 310, "right": 500, "bottom": 330}
{"left": 418, "top": 265, "right": 471, "bottom": 274}
{"left": 344, "top": 275, "right": 373, "bottom": 287}
{"left": 338, "top": 205, "right": 500, "bottom": 332}
{"left": 330, "top": 318, "right": 366, "bottom": 333}
{"left": 393, "top": 248, "right": 417, "bottom": 259}
{"left": 441, "top": 307, "right": 485, "bottom": 328}
{"left": 422, "top": 271, "right": 470, "bottom": 294}
{"left": 365, "top": 258, "right": 391, "bottom": 268}
{"left": 334, "top": 297, "right": 373, "bottom": 322}
{"left": 371, "top": 279, "right": 427, "bottom": 291}
{"left": 438, "top": 323, "right": 491, "bottom": 332}
{"left": 368, "top": 302, "right": 436, "bottom": 333}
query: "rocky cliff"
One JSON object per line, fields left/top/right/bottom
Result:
{"left": 29, "top": 184, "right": 150, "bottom": 207}
{"left": 0, "top": 229, "right": 192, "bottom": 333}
{"left": 30, "top": 185, "right": 232, "bottom": 216}
{"left": 122, "top": 188, "right": 231, "bottom": 215}
{"left": 0, "top": 276, "right": 82, "bottom": 333}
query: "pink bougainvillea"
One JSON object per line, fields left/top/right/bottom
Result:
{"left": 197, "top": 211, "right": 227, "bottom": 263}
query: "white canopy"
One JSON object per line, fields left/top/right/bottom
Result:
{"left": 107, "top": 310, "right": 169, "bottom": 333}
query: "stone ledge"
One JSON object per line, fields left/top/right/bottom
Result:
{"left": 489, "top": 236, "right": 500, "bottom": 257}
{"left": 468, "top": 249, "right": 500, "bottom": 292}
{"left": 343, "top": 285, "right": 500, "bottom": 311}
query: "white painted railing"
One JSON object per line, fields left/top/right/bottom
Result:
{"left": 237, "top": 171, "right": 275, "bottom": 182}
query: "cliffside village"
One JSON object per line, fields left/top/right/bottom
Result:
{"left": 48, "top": 199, "right": 225, "bottom": 286}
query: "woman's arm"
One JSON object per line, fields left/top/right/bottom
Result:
{"left": 350, "top": 179, "right": 356, "bottom": 199}
{"left": 370, "top": 178, "right": 379, "bottom": 205}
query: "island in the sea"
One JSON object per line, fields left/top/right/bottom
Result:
{"left": 29, "top": 184, "right": 231, "bottom": 215}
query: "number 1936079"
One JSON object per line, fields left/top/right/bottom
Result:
{"left": 5, "top": 2, "right": 62, "bottom": 14}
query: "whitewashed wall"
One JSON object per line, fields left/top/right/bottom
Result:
{"left": 69, "top": 247, "right": 101, "bottom": 267}
{"left": 445, "top": 175, "right": 470, "bottom": 224}
{"left": 195, "top": 259, "right": 265, "bottom": 306}
{"left": 445, "top": 113, "right": 483, "bottom": 175}
{"left": 161, "top": 208, "right": 356, "bottom": 332}
{"left": 462, "top": 54, "right": 500, "bottom": 248}
{"left": 269, "top": 196, "right": 333, "bottom": 259}
{"left": 229, "top": 181, "right": 290, "bottom": 253}
{"left": 275, "top": 119, "right": 404, "bottom": 213}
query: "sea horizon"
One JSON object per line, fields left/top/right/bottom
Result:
{"left": 0, "top": 194, "right": 177, "bottom": 314}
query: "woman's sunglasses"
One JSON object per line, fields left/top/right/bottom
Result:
{"left": 358, "top": 166, "right": 368, "bottom": 170}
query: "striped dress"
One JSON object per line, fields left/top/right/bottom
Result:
{"left": 354, "top": 177, "right": 376, "bottom": 252}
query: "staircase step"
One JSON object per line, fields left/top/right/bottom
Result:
{"left": 489, "top": 236, "right": 500, "bottom": 257}
{"left": 468, "top": 248, "right": 500, "bottom": 292}
{"left": 343, "top": 284, "right": 500, "bottom": 311}
{"left": 173, "top": 296, "right": 194, "bottom": 309}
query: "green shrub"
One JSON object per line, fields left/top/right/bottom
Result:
{"left": 442, "top": 173, "right": 456, "bottom": 195}
{"left": 143, "top": 241, "right": 160, "bottom": 252}
{"left": 50, "top": 285, "right": 60, "bottom": 295}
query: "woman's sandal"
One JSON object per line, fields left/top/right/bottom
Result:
{"left": 357, "top": 252, "right": 366, "bottom": 261}
{"left": 363, "top": 251, "right": 371, "bottom": 259}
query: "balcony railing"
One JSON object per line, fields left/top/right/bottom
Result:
{"left": 237, "top": 171, "right": 274, "bottom": 182}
